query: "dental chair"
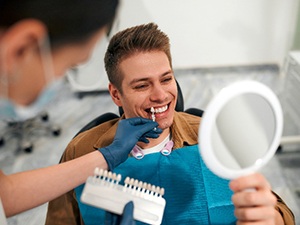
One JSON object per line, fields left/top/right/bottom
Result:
{"left": 74, "top": 80, "right": 204, "bottom": 138}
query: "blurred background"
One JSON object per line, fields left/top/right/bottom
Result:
{"left": 1, "top": 0, "right": 300, "bottom": 224}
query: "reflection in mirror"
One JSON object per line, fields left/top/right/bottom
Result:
{"left": 212, "top": 93, "right": 275, "bottom": 170}
{"left": 199, "top": 80, "right": 283, "bottom": 180}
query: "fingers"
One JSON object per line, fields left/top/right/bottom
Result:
{"left": 230, "top": 173, "right": 277, "bottom": 224}
{"left": 127, "top": 117, "right": 156, "bottom": 125}
{"left": 103, "top": 202, "right": 135, "bottom": 225}
{"left": 104, "top": 211, "right": 119, "bottom": 225}
{"left": 230, "top": 173, "right": 271, "bottom": 192}
{"left": 142, "top": 129, "right": 162, "bottom": 138}
{"left": 232, "top": 188, "right": 276, "bottom": 207}
{"left": 120, "top": 201, "right": 135, "bottom": 225}
{"left": 123, "top": 201, "right": 134, "bottom": 215}
{"left": 234, "top": 205, "right": 276, "bottom": 222}
{"left": 236, "top": 220, "right": 275, "bottom": 225}
{"left": 138, "top": 136, "right": 149, "bottom": 143}
{"left": 124, "top": 118, "right": 161, "bottom": 134}
{"left": 119, "top": 117, "right": 156, "bottom": 129}
{"left": 230, "top": 173, "right": 276, "bottom": 207}
{"left": 138, "top": 128, "right": 162, "bottom": 143}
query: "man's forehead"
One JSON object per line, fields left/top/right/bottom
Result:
{"left": 131, "top": 70, "right": 172, "bottom": 80}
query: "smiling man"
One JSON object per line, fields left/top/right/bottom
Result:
{"left": 46, "top": 23, "right": 294, "bottom": 225}
{"left": 108, "top": 50, "right": 177, "bottom": 149}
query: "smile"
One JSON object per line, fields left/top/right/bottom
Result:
{"left": 152, "top": 105, "right": 168, "bottom": 114}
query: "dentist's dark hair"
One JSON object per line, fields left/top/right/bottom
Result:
{"left": 0, "top": 0, "right": 119, "bottom": 48}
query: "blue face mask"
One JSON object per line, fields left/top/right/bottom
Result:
{"left": 0, "top": 78, "right": 64, "bottom": 121}
{"left": 0, "top": 36, "right": 63, "bottom": 121}
{"left": 0, "top": 99, "right": 17, "bottom": 120}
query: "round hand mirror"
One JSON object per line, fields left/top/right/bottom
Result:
{"left": 199, "top": 80, "right": 283, "bottom": 180}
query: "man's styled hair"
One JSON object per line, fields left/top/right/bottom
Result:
{"left": 104, "top": 23, "right": 172, "bottom": 93}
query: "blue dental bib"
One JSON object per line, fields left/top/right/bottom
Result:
{"left": 75, "top": 145, "right": 236, "bottom": 225}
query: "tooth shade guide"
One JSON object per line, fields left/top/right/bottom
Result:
{"left": 152, "top": 113, "right": 156, "bottom": 122}
{"left": 151, "top": 107, "right": 155, "bottom": 122}
{"left": 82, "top": 168, "right": 166, "bottom": 224}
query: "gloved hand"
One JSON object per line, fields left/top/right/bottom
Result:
{"left": 104, "top": 201, "right": 135, "bottom": 225}
{"left": 99, "top": 117, "right": 162, "bottom": 171}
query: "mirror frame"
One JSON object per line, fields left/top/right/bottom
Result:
{"left": 199, "top": 80, "right": 283, "bottom": 179}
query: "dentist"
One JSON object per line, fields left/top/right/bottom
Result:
{"left": 0, "top": 0, "right": 159, "bottom": 223}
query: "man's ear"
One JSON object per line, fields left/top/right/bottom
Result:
{"left": 109, "top": 83, "right": 122, "bottom": 107}
{"left": 0, "top": 19, "right": 47, "bottom": 74}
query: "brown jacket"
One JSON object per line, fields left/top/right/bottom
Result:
{"left": 45, "top": 112, "right": 294, "bottom": 225}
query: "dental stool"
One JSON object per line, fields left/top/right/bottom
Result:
{"left": 0, "top": 111, "right": 61, "bottom": 153}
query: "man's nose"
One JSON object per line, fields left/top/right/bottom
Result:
{"left": 150, "top": 84, "right": 168, "bottom": 102}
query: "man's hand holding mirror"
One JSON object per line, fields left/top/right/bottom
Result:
{"left": 199, "top": 81, "right": 285, "bottom": 224}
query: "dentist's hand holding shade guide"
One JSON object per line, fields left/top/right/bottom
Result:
{"left": 81, "top": 109, "right": 165, "bottom": 224}
{"left": 81, "top": 168, "right": 166, "bottom": 225}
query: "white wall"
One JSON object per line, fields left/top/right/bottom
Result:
{"left": 116, "top": 0, "right": 299, "bottom": 68}
{"left": 68, "top": 0, "right": 299, "bottom": 91}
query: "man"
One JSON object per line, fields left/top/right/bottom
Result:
{"left": 46, "top": 23, "right": 294, "bottom": 225}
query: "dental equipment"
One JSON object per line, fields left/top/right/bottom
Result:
{"left": 81, "top": 168, "right": 166, "bottom": 225}
{"left": 151, "top": 107, "right": 155, "bottom": 122}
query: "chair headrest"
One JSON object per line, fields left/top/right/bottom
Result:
{"left": 175, "top": 79, "right": 184, "bottom": 112}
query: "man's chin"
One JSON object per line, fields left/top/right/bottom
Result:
{"left": 157, "top": 120, "right": 173, "bottom": 130}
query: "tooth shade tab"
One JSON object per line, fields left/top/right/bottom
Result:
{"left": 150, "top": 107, "right": 155, "bottom": 121}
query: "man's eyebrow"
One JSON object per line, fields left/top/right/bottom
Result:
{"left": 129, "top": 70, "right": 173, "bottom": 85}
{"left": 161, "top": 70, "right": 173, "bottom": 76}
{"left": 129, "top": 77, "right": 149, "bottom": 85}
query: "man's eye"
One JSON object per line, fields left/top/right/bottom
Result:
{"left": 162, "top": 77, "right": 172, "bottom": 83}
{"left": 134, "top": 84, "right": 148, "bottom": 89}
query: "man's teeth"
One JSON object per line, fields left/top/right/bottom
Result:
{"left": 152, "top": 105, "right": 168, "bottom": 113}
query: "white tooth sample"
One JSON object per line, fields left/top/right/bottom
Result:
{"left": 151, "top": 107, "right": 155, "bottom": 121}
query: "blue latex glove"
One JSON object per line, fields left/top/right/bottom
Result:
{"left": 99, "top": 117, "right": 162, "bottom": 171}
{"left": 104, "top": 201, "right": 135, "bottom": 225}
